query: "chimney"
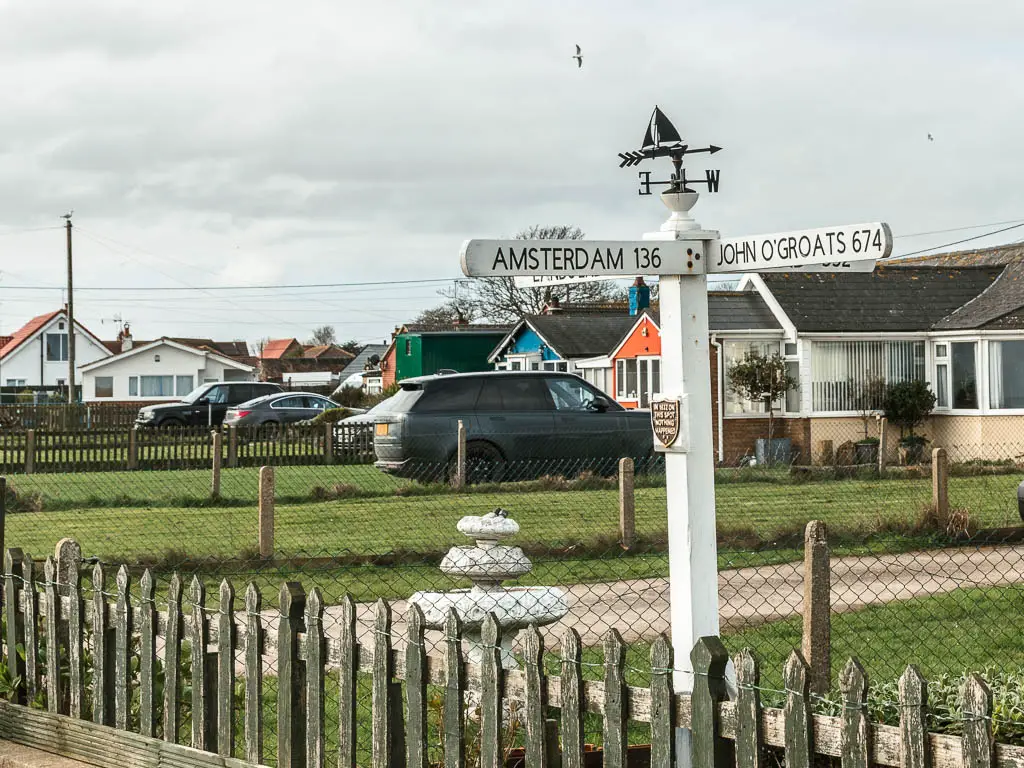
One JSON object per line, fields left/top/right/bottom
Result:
{"left": 629, "top": 277, "right": 650, "bottom": 316}
{"left": 544, "top": 297, "right": 562, "bottom": 314}
{"left": 119, "top": 323, "right": 134, "bottom": 352}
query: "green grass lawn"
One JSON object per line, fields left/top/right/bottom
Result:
{"left": 3, "top": 464, "right": 1023, "bottom": 605}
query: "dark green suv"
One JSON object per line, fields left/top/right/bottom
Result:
{"left": 372, "top": 371, "right": 654, "bottom": 482}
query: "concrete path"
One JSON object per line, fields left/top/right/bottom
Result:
{"left": 333, "top": 544, "right": 1024, "bottom": 652}
{"left": 223, "top": 544, "right": 1023, "bottom": 671}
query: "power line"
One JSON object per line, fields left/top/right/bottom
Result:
{"left": 0, "top": 277, "right": 457, "bottom": 291}
{"left": 0, "top": 225, "right": 63, "bottom": 237}
{"left": 892, "top": 221, "right": 1024, "bottom": 260}
{"left": 894, "top": 217, "right": 1024, "bottom": 239}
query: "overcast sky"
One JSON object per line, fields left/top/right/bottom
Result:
{"left": 1, "top": 0, "right": 1021, "bottom": 346}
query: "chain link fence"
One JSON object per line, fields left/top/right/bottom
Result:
{"left": 3, "top": 419, "right": 1024, "bottom": 754}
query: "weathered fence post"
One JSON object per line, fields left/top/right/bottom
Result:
{"left": 802, "top": 520, "right": 831, "bottom": 695}
{"left": 877, "top": 417, "right": 888, "bottom": 472}
{"left": 128, "top": 427, "right": 138, "bottom": 470}
{"left": 650, "top": 636, "right": 675, "bottom": 768}
{"left": 228, "top": 425, "right": 239, "bottom": 469}
{"left": 734, "top": 649, "right": 764, "bottom": 768}
{"left": 259, "top": 466, "right": 274, "bottom": 558}
{"left": 211, "top": 430, "right": 222, "bottom": 498}
{"left": 784, "top": 651, "right": 813, "bottom": 768}
{"left": 841, "top": 659, "right": 870, "bottom": 768}
{"left": 57, "top": 540, "right": 84, "bottom": 718}
{"left": 932, "top": 447, "right": 949, "bottom": 522}
{"left": 619, "top": 457, "right": 635, "bottom": 550}
{"left": 0, "top": 478, "right": 5, "bottom": 580}
{"left": 962, "top": 674, "right": 994, "bottom": 768}
{"left": 454, "top": 420, "right": 466, "bottom": 489}
{"left": 4, "top": 548, "right": 26, "bottom": 704}
{"left": 25, "top": 429, "right": 35, "bottom": 474}
{"left": 690, "top": 636, "right": 732, "bottom": 768}
{"left": 278, "top": 582, "right": 307, "bottom": 768}
{"left": 324, "top": 422, "right": 335, "bottom": 465}
{"left": 899, "top": 665, "right": 929, "bottom": 768}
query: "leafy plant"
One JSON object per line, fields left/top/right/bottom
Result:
{"left": 882, "top": 380, "right": 937, "bottom": 440}
{"left": 307, "top": 407, "right": 353, "bottom": 426}
{"left": 726, "top": 351, "right": 797, "bottom": 462}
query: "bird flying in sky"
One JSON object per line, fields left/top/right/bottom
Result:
{"left": 573, "top": 44, "right": 583, "bottom": 68}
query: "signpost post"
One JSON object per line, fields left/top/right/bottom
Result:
{"left": 459, "top": 105, "right": 887, "bottom": 767}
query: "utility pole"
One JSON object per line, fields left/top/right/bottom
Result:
{"left": 62, "top": 212, "right": 75, "bottom": 403}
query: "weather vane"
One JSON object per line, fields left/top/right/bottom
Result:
{"left": 618, "top": 106, "right": 722, "bottom": 196}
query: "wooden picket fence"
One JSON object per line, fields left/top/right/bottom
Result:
{"left": 0, "top": 423, "right": 375, "bottom": 474}
{"left": 1, "top": 542, "right": 1020, "bottom": 768}
{"left": 0, "top": 403, "right": 140, "bottom": 431}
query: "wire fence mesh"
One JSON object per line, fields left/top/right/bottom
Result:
{"left": 3, "top": 419, "right": 1024, "bottom": 755}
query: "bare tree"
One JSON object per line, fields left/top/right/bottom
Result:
{"left": 308, "top": 325, "right": 337, "bottom": 346}
{"left": 412, "top": 300, "right": 475, "bottom": 328}
{"left": 442, "top": 225, "right": 619, "bottom": 322}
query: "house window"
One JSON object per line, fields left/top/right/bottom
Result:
{"left": 5, "top": 379, "right": 26, "bottom": 387}
{"left": 45, "top": 333, "right": 68, "bottom": 362}
{"left": 128, "top": 377, "right": 139, "bottom": 397}
{"left": 140, "top": 375, "right": 174, "bottom": 397}
{"left": 616, "top": 359, "right": 640, "bottom": 400}
{"left": 810, "top": 340, "right": 924, "bottom": 412}
{"left": 94, "top": 377, "right": 114, "bottom": 398}
{"left": 175, "top": 375, "right": 194, "bottom": 395}
{"left": 784, "top": 345, "right": 800, "bottom": 413}
{"left": 935, "top": 344, "right": 949, "bottom": 408}
{"left": 951, "top": 342, "right": 977, "bottom": 409}
{"left": 542, "top": 360, "right": 568, "bottom": 372}
{"left": 989, "top": 340, "right": 1024, "bottom": 409}
{"left": 724, "top": 340, "right": 783, "bottom": 414}
{"left": 404, "top": 339, "right": 411, "bottom": 356}
{"left": 510, "top": 360, "right": 522, "bottom": 371}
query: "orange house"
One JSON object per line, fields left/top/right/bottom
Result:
{"left": 610, "top": 311, "right": 662, "bottom": 409}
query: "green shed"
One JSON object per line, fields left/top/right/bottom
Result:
{"left": 394, "top": 324, "right": 510, "bottom": 381}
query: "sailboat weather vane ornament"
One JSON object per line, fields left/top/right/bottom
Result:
{"left": 618, "top": 106, "right": 722, "bottom": 197}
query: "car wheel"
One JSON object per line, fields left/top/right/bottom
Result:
{"left": 449, "top": 442, "right": 506, "bottom": 486}
{"left": 160, "top": 418, "right": 185, "bottom": 428}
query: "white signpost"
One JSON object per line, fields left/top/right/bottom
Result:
{"left": 460, "top": 168, "right": 886, "bottom": 767}
{"left": 712, "top": 222, "right": 892, "bottom": 274}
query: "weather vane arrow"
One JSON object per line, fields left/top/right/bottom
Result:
{"left": 617, "top": 106, "right": 723, "bottom": 195}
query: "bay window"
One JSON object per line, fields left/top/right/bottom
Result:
{"left": 989, "top": 340, "right": 1024, "bottom": 409}
{"left": 810, "top": 340, "right": 924, "bottom": 412}
{"left": 724, "top": 340, "right": 783, "bottom": 414}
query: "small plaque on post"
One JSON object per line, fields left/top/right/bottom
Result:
{"left": 651, "top": 395, "right": 688, "bottom": 452}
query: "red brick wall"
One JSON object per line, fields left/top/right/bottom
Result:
{"left": 720, "top": 416, "right": 811, "bottom": 465}
{"left": 381, "top": 346, "right": 397, "bottom": 390}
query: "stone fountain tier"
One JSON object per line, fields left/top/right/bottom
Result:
{"left": 409, "top": 509, "right": 569, "bottom": 667}
{"left": 410, "top": 585, "right": 567, "bottom": 632}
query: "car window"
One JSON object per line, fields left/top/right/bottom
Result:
{"left": 205, "top": 385, "right": 228, "bottom": 404}
{"left": 305, "top": 396, "right": 333, "bottom": 410}
{"left": 478, "top": 377, "right": 554, "bottom": 411}
{"left": 413, "top": 379, "right": 482, "bottom": 412}
{"left": 272, "top": 396, "right": 305, "bottom": 408}
{"left": 546, "top": 377, "right": 600, "bottom": 411}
